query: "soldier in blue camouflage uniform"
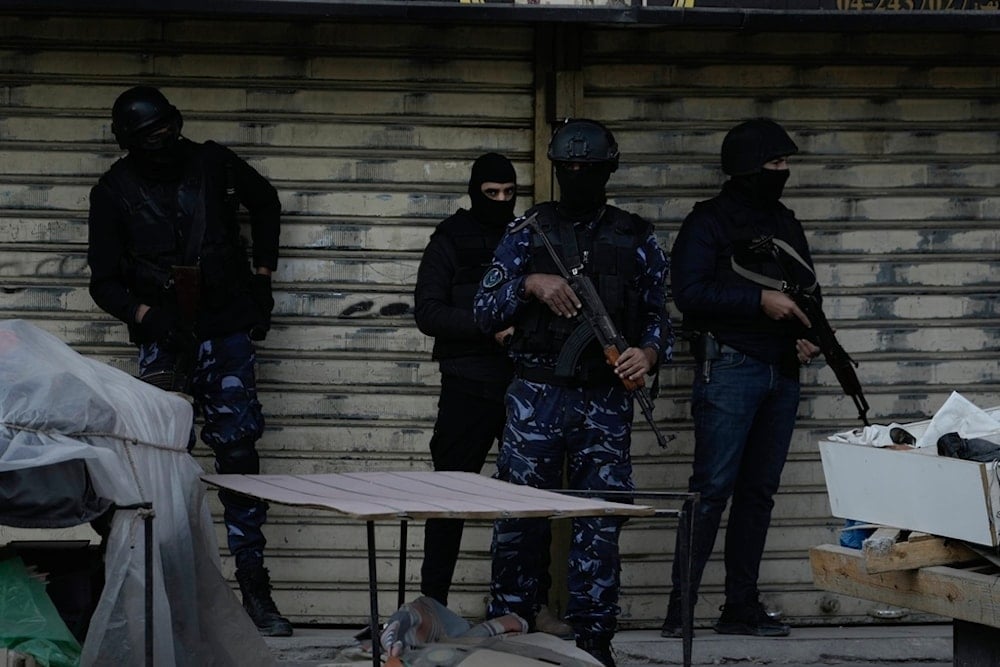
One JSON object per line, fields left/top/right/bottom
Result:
{"left": 87, "top": 86, "right": 291, "bottom": 636}
{"left": 473, "top": 119, "right": 672, "bottom": 667}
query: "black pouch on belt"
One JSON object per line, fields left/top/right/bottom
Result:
{"left": 694, "top": 332, "right": 722, "bottom": 383}
{"left": 694, "top": 332, "right": 722, "bottom": 364}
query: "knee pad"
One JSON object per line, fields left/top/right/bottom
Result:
{"left": 213, "top": 440, "right": 260, "bottom": 475}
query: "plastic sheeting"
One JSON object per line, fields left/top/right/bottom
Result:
{"left": 0, "top": 319, "right": 273, "bottom": 667}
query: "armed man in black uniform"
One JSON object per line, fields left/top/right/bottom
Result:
{"left": 87, "top": 86, "right": 292, "bottom": 636}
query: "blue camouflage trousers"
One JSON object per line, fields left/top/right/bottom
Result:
{"left": 139, "top": 331, "right": 268, "bottom": 568}
{"left": 487, "top": 378, "right": 634, "bottom": 639}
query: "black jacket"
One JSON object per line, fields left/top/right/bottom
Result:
{"left": 414, "top": 208, "right": 513, "bottom": 396}
{"left": 87, "top": 139, "right": 280, "bottom": 343}
{"left": 671, "top": 180, "right": 817, "bottom": 374}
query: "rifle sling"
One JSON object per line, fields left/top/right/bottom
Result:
{"left": 181, "top": 161, "right": 209, "bottom": 266}
{"left": 730, "top": 237, "right": 817, "bottom": 295}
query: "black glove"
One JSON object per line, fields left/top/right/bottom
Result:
{"left": 249, "top": 273, "right": 274, "bottom": 341}
{"left": 140, "top": 306, "right": 179, "bottom": 343}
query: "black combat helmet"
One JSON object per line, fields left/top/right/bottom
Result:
{"left": 721, "top": 118, "right": 798, "bottom": 176}
{"left": 111, "top": 86, "right": 182, "bottom": 150}
{"left": 547, "top": 118, "right": 620, "bottom": 172}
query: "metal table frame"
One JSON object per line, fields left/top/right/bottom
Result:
{"left": 202, "top": 472, "right": 697, "bottom": 667}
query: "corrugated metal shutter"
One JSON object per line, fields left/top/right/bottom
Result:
{"left": 584, "top": 28, "right": 1000, "bottom": 626}
{"left": 0, "top": 14, "right": 535, "bottom": 624}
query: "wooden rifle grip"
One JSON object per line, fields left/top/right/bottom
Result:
{"left": 604, "top": 345, "right": 644, "bottom": 392}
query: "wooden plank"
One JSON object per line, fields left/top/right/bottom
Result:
{"left": 864, "top": 532, "right": 981, "bottom": 574}
{"left": 810, "top": 544, "right": 1000, "bottom": 628}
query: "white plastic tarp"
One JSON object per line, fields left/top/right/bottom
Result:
{"left": 0, "top": 319, "right": 273, "bottom": 666}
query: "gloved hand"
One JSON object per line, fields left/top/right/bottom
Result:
{"left": 140, "top": 306, "right": 179, "bottom": 343}
{"left": 249, "top": 273, "right": 274, "bottom": 341}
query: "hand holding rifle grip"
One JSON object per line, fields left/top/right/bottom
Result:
{"left": 523, "top": 213, "right": 673, "bottom": 449}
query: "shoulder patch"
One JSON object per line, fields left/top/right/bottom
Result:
{"left": 481, "top": 266, "right": 506, "bottom": 290}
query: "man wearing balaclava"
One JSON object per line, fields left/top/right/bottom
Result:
{"left": 660, "top": 118, "right": 820, "bottom": 640}
{"left": 473, "top": 119, "right": 673, "bottom": 667}
{"left": 87, "top": 86, "right": 291, "bottom": 636}
{"left": 413, "top": 152, "right": 530, "bottom": 613}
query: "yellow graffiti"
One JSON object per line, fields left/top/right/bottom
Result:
{"left": 673, "top": 0, "right": 697, "bottom": 6}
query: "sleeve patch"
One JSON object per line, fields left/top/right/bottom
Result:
{"left": 481, "top": 266, "right": 506, "bottom": 290}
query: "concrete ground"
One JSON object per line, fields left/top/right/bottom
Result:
{"left": 265, "top": 623, "right": 954, "bottom": 666}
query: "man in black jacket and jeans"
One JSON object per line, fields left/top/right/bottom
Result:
{"left": 87, "top": 86, "right": 291, "bottom": 636}
{"left": 661, "top": 119, "right": 820, "bottom": 639}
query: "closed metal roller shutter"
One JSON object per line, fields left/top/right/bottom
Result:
{"left": 4, "top": 9, "right": 999, "bottom": 630}
{"left": 583, "top": 27, "right": 1000, "bottom": 626}
{"left": 0, "top": 13, "right": 535, "bottom": 623}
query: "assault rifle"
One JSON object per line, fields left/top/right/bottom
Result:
{"left": 738, "top": 236, "right": 871, "bottom": 427}
{"left": 522, "top": 213, "right": 674, "bottom": 448}
{"left": 785, "top": 287, "right": 870, "bottom": 427}
{"left": 137, "top": 265, "right": 200, "bottom": 395}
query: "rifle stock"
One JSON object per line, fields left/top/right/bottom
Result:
{"left": 170, "top": 265, "right": 202, "bottom": 393}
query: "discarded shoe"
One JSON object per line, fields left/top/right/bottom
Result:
{"left": 713, "top": 599, "right": 789, "bottom": 637}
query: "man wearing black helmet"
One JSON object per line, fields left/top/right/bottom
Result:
{"left": 87, "top": 86, "right": 291, "bottom": 636}
{"left": 474, "top": 119, "right": 672, "bottom": 667}
{"left": 660, "top": 118, "right": 820, "bottom": 639}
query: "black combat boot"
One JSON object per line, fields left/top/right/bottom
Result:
{"left": 236, "top": 565, "right": 293, "bottom": 637}
{"left": 576, "top": 635, "right": 616, "bottom": 667}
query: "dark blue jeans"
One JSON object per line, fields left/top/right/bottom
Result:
{"left": 670, "top": 348, "right": 800, "bottom": 609}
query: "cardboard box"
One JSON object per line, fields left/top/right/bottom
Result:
{"left": 819, "top": 411, "right": 1000, "bottom": 547}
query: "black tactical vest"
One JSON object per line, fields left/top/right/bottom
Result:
{"left": 101, "top": 142, "right": 246, "bottom": 309}
{"left": 509, "top": 202, "right": 648, "bottom": 382}
{"left": 431, "top": 209, "right": 508, "bottom": 361}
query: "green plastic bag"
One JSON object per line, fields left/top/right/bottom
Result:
{"left": 0, "top": 555, "right": 81, "bottom": 667}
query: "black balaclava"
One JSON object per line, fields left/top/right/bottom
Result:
{"left": 130, "top": 120, "right": 189, "bottom": 181}
{"left": 731, "top": 168, "right": 790, "bottom": 208}
{"left": 721, "top": 118, "right": 797, "bottom": 209}
{"left": 468, "top": 152, "right": 517, "bottom": 227}
{"left": 555, "top": 162, "right": 613, "bottom": 219}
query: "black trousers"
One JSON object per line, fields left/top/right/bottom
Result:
{"left": 420, "top": 376, "right": 506, "bottom": 606}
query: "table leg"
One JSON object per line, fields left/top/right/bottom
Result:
{"left": 397, "top": 520, "right": 408, "bottom": 609}
{"left": 367, "top": 521, "right": 380, "bottom": 667}
{"left": 680, "top": 495, "right": 697, "bottom": 667}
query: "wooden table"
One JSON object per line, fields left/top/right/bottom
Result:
{"left": 203, "top": 471, "right": 697, "bottom": 667}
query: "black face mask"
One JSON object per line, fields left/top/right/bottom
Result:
{"left": 468, "top": 153, "right": 517, "bottom": 227}
{"left": 732, "top": 169, "right": 790, "bottom": 208}
{"left": 555, "top": 163, "right": 612, "bottom": 218}
{"left": 130, "top": 125, "right": 187, "bottom": 181}
{"left": 470, "top": 188, "right": 516, "bottom": 227}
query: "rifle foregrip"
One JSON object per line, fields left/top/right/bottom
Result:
{"left": 603, "top": 346, "right": 644, "bottom": 391}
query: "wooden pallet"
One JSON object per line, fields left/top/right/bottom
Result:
{"left": 811, "top": 529, "right": 1000, "bottom": 666}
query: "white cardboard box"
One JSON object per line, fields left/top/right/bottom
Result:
{"left": 819, "top": 411, "right": 1000, "bottom": 547}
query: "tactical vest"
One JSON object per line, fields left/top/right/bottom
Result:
{"left": 510, "top": 202, "right": 648, "bottom": 384}
{"left": 101, "top": 142, "right": 246, "bottom": 309}
{"left": 431, "top": 210, "right": 508, "bottom": 361}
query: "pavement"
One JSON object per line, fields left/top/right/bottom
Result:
{"left": 265, "top": 623, "right": 954, "bottom": 666}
